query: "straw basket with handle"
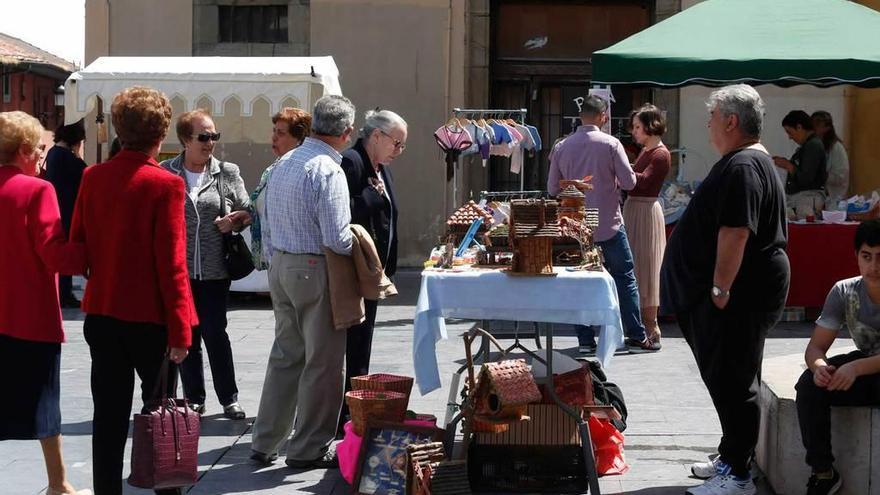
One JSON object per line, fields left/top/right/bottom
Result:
{"left": 345, "top": 389, "right": 408, "bottom": 436}
{"left": 351, "top": 373, "right": 414, "bottom": 404}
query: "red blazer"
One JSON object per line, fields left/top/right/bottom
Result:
{"left": 0, "top": 166, "right": 85, "bottom": 343}
{"left": 70, "top": 150, "right": 196, "bottom": 348}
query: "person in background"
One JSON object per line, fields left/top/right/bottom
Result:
{"left": 250, "top": 107, "right": 312, "bottom": 270}
{"left": 663, "top": 84, "right": 789, "bottom": 495}
{"left": 773, "top": 110, "right": 828, "bottom": 215}
{"left": 623, "top": 104, "right": 670, "bottom": 345}
{"left": 250, "top": 94, "right": 355, "bottom": 469}
{"left": 161, "top": 109, "right": 251, "bottom": 420}
{"left": 548, "top": 95, "right": 659, "bottom": 354}
{"left": 44, "top": 119, "right": 87, "bottom": 308}
{"left": 338, "top": 109, "right": 407, "bottom": 432}
{"left": 811, "top": 111, "right": 849, "bottom": 204}
{"left": 0, "top": 111, "right": 90, "bottom": 495}
{"left": 795, "top": 218, "right": 880, "bottom": 495}
{"left": 107, "top": 136, "right": 122, "bottom": 161}
{"left": 70, "top": 86, "right": 195, "bottom": 495}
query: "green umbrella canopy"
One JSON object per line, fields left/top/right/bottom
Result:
{"left": 591, "top": 0, "right": 880, "bottom": 88}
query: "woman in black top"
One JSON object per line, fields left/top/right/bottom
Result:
{"left": 337, "top": 109, "right": 407, "bottom": 432}
{"left": 44, "top": 120, "right": 87, "bottom": 308}
{"left": 773, "top": 110, "right": 828, "bottom": 196}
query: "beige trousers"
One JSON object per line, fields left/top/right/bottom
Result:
{"left": 251, "top": 253, "right": 346, "bottom": 460}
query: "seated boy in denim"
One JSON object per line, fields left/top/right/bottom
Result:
{"left": 795, "top": 218, "right": 880, "bottom": 495}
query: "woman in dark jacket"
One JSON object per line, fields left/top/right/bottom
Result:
{"left": 338, "top": 109, "right": 407, "bottom": 429}
{"left": 161, "top": 109, "right": 251, "bottom": 420}
{"left": 44, "top": 119, "right": 87, "bottom": 308}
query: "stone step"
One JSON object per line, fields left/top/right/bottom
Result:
{"left": 756, "top": 349, "right": 880, "bottom": 495}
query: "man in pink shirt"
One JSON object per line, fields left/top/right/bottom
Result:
{"left": 548, "top": 95, "right": 660, "bottom": 353}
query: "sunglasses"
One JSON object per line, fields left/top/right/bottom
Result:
{"left": 195, "top": 132, "right": 221, "bottom": 143}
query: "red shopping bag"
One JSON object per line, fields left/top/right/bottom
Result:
{"left": 588, "top": 416, "right": 629, "bottom": 476}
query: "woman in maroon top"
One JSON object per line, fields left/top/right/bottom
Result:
{"left": 623, "top": 104, "right": 671, "bottom": 344}
{"left": 0, "top": 111, "right": 89, "bottom": 494}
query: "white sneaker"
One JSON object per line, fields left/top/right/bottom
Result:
{"left": 686, "top": 474, "right": 757, "bottom": 495}
{"left": 691, "top": 454, "right": 721, "bottom": 479}
{"left": 691, "top": 454, "right": 761, "bottom": 480}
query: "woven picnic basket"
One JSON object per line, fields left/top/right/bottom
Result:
{"left": 345, "top": 389, "right": 408, "bottom": 436}
{"left": 351, "top": 373, "right": 414, "bottom": 404}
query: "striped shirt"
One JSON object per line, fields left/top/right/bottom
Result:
{"left": 264, "top": 137, "right": 352, "bottom": 256}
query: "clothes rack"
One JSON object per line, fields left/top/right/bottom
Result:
{"left": 447, "top": 107, "right": 529, "bottom": 211}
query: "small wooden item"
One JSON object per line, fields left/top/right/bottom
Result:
{"left": 472, "top": 359, "right": 542, "bottom": 423}
{"left": 446, "top": 201, "right": 494, "bottom": 242}
{"left": 407, "top": 442, "right": 446, "bottom": 495}
{"left": 508, "top": 198, "right": 561, "bottom": 275}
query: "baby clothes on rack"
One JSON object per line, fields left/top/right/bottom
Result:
{"left": 434, "top": 123, "right": 473, "bottom": 181}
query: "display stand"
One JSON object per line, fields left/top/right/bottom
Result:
{"left": 446, "top": 107, "right": 528, "bottom": 214}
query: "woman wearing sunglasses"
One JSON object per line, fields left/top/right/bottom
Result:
{"left": 161, "top": 109, "right": 251, "bottom": 420}
{"left": 337, "top": 109, "right": 407, "bottom": 433}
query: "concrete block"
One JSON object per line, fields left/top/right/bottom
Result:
{"left": 757, "top": 352, "right": 878, "bottom": 494}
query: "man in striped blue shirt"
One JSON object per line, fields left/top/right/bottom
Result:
{"left": 251, "top": 95, "right": 355, "bottom": 469}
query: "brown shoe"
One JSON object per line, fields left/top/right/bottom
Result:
{"left": 625, "top": 337, "right": 661, "bottom": 353}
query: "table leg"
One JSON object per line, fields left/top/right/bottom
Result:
{"left": 543, "top": 323, "right": 601, "bottom": 495}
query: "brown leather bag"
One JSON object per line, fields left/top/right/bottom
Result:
{"left": 128, "top": 357, "right": 200, "bottom": 489}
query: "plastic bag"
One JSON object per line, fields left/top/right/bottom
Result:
{"left": 588, "top": 416, "right": 629, "bottom": 476}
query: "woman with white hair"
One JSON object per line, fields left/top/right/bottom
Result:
{"left": 0, "top": 111, "right": 90, "bottom": 494}
{"left": 337, "top": 109, "right": 407, "bottom": 430}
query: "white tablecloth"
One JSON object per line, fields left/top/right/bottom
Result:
{"left": 413, "top": 267, "right": 624, "bottom": 394}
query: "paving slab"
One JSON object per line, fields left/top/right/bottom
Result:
{"left": 0, "top": 271, "right": 823, "bottom": 494}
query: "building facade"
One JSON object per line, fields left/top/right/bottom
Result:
{"left": 84, "top": 0, "right": 880, "bottom": 266}
{"left": 0, "top": 33, "right": 74, "bottom": 131}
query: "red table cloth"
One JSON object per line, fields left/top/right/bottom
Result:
{"left": 785, "top": 222, "right": 859, "bottom": 308}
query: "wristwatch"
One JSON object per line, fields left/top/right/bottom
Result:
{"left": 711, "top": 285, "right": 730, "bottom": 298}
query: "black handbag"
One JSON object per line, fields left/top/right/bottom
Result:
{"left": 217, "top": 164, "right": 255, "bottom": 280}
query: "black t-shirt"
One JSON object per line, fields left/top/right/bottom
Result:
{"left": 44, "top": 146, "right": 87, "bottom": 229}
{"left": 661, "top": 147, "right": 790, "bottom": 313}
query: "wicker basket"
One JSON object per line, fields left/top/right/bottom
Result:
{"left": 351, "top": 373, "right": 414, "bottom": 404}
{"left": 345, "top": 390, "right": 408, "bottom": 436}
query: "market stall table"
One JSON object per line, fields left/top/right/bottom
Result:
{"left": 786, "top": 221, "right": 859, "bottom": 307}
{"left": 412, "top": 266, "right": 624, "bottom": 396}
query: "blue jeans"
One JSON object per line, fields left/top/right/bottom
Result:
{"left": 576, "top": 225, "right": 647, "bottom": 345}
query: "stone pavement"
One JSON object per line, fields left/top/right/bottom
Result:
{"left": 1, "top": 271, "right": 838, "bottom": 494}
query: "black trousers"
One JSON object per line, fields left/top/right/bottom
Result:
{"left": 83, "top": 314, "right": 181, "bottom": 495}
{"left": 179, "top": 278, "right": 238, "bottom": 406}
{"left": 339, "top": 298, "right": 378, "bottom": 428}
{"left": 795, "top": 350, "right": 880, "bottom": 472}
{"left": 677, "top": 297, "right": 782, "bottom": 477}
{"left": 58, "top": 275, "right": 74, "bottom": 299}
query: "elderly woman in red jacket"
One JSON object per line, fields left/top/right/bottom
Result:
{"left": 70, "top": 87, "right": 197, "bottom": 495}
{"left": 0, "top": 111, "right": 89, "bottom": 494}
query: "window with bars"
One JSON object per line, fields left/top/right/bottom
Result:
{"left": 218, "top": 5, "right": 288, "bottom": 43}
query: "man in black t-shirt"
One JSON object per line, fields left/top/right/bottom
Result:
{"left": 661, "top": 85, "right": 790, "bottom": 495}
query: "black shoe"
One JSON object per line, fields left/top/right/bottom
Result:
{"left": 223, "top": 402, "right": 246, "bottom": 420}
{"left": 286, "top": 449, "right": 339, "bottom": 470}
{"left": 578, "top": 340, "right": 597, "bottom": 355}
{"left": 625, "top": 337, "right": 661, "bottom": 353}
{"left": 807, "top": 468, "right": 841, "bottom": 495}
{"left": 250, "top": 450, "right": 278, "bottom": 465}
{"left": 188, "top": 403, "right": 206, "bottom": 415}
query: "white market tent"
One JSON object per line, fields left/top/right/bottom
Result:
{"left": 64, "top": 56, "right": 342, "bottom": 124}
{"left": 63, "top": 56, "right": 343, "bottom": 293}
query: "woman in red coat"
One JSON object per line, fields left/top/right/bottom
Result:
{"left": 0, "top": 111, "right": 89, "bottom": 494}
{"left": 70, "top": 87, "right": 197, "bottom": 495}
